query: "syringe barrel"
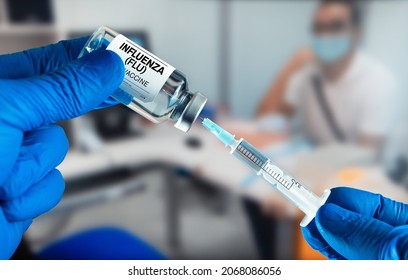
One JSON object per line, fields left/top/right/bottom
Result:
{"left": 231, "top": 140, "right": 268, "bottom": 173}
{"left": 232, "top": 140, "right": 329, "bottom": 226}
{"left": 265, "top": 167, "right": 322, "bottom": 217}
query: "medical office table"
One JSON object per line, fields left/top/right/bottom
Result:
{"left": 36, "top": 121, "right": 408, "bottom": 259}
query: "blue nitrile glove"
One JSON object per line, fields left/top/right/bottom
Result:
{"left": 0, "top": 37, "right": 124, "bottom": 259}
{"left": 302, "top": 187, "right": 408, "bottom": 260}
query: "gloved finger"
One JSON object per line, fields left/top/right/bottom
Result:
{"left": 326, "top": 187, "right": 408, "bottom": 226}
{"left": 380, "top": 225, "right": 408, "bottom": 259}
{"left": 0, "top": 37, "right": 89, "bottom": 79}
{"left": 0, "top": 127, "right": 23, "bottom": 186}
{"left": 316, "top": 203, "right": 393, "bottom": 260}
{"left": 2, "top": 169, "right": 65, "bottom": 222}
{"left": 0, "top": 49, "right": 124, "bottom": 131}
{"left": 0, "top": 125, "right": 68, "bottom": 200}
{"left": 0, "top": 209, "right": 31, "bottom": 260}
{"left": 95, "top": 96, "right": 120, "bottom": 109}
{"left": 301, "top": 219, "right": 345, "bottom": 260}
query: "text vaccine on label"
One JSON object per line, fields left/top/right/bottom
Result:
{"left": 79, "top": 26, "right": 207, "bottom": 132}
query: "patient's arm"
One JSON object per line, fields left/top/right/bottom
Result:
{"left": 256, "top": 48, "right": 314, "bottom": 117}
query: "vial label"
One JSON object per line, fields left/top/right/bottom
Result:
{"left": 107, "top": 34, "right": 175, "bottom": 102}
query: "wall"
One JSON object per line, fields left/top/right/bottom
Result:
{"left": 229, "top": 1, "right": 317, "bottom": 117}
{"left": 4, "top": 0, "right": 407, "bottom": 118}
{"left": 54, "top": 0, "right": 221, "bottom": 103}
{"left": 228, "top": 0, "right": 408, "bottom": 118}
{"left": 364, "top": 0, "right": 408, "bottom": 121}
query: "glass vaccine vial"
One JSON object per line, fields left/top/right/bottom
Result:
{"left": 79, "top": 26, "right": 207, "bottom": 132}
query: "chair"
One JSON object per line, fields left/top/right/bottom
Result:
{"left": 38, "top": 227, "right": 166, "bottom": 260}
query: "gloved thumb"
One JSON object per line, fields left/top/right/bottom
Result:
{"left": 0, "top": 49, "right": 124, "bottom": 131}
{"left": 315, "top": 203, "right": 394, "bottom": 259}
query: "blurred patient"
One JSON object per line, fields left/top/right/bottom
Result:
{"left": 245, "top": 0, "right": 396, "bottom": 259}
{"left": 258, "top": 0, "right": 395, "bottom": 153}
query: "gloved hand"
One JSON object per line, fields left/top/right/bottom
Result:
{"left": 302, "top": 187, "right": 408, "bottom": 259}
{"left": 0, "top": 37, "right": 124, "bottom": 259}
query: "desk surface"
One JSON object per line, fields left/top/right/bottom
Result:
{"left": 59, "top": 121, "right": 408, "bottom": 217}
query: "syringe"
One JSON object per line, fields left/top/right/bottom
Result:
{"left": 202, "top": 118, "right": 330, "bottom": 226}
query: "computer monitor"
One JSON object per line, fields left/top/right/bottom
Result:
{"left": 6, "top": 0, "right": 54, "bottom": 23}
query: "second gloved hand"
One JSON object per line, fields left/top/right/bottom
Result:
{"left": 0, "top": 38, "right": 124, "bottom": 259}
{"left": 302, "top": 187, "right": 408, "bottom": 260}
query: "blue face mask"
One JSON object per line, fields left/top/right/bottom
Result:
{"left": 312, "top": 35, "right": 352, "bottom": 63}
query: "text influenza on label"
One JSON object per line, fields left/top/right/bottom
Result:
{"left": 119, "top": 42, "right": 165, "bottom": 75}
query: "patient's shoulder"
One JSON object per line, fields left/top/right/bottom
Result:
{"left": 289, "top": 62, "right": 317, "bottom": 87}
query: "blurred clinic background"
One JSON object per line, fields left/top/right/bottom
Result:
{"left": 2, "top": 0, "right": 408, "bottom": 260}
